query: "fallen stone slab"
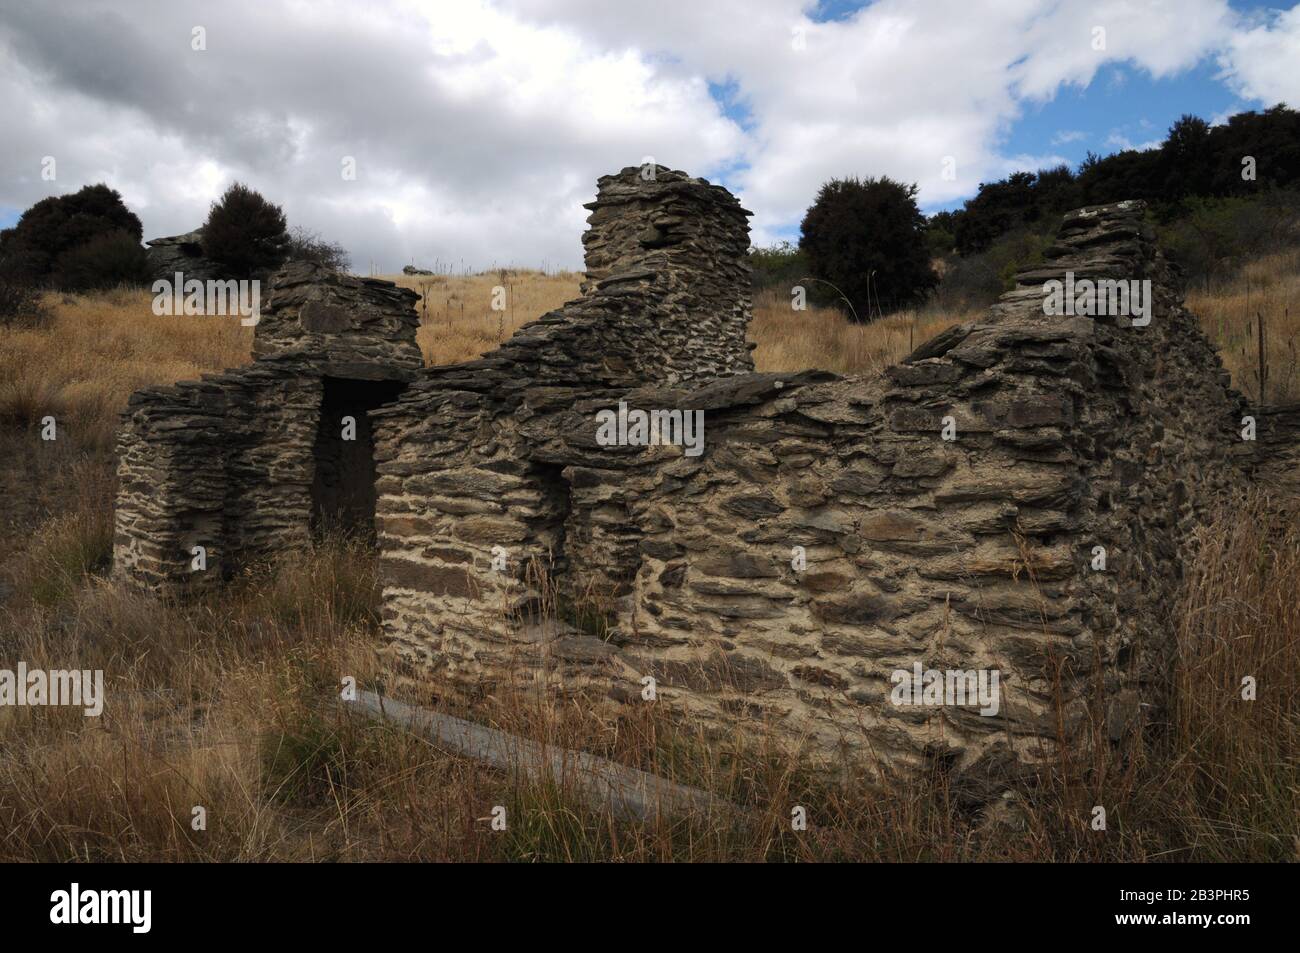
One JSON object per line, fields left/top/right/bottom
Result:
{"left": 340, "top": 689, "right": 732, "bottom": 823}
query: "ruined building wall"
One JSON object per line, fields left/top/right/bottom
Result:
{"left": 573, "top": 167, "right": 754, "bottom": 385}
{"left": 375, "top": 199, "right": 1255, "bottom": 781}
{"left": 114, "top": 264, "right": 420, "bottom": 589}
{"left": 114, "top": 370, "right": 322, "bottom": 588}
{"left": 536, "top": 202, "right": 1249, "bottom": 775}
{"left": 114, "top": 166, "right": 1283, "bottom": 784}
{"left": 372, "top": 166, "right": 757, "bottom": 684}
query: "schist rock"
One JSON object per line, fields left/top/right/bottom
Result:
{"left": 115, "top": 176, "right": 1293, "bottom": 797}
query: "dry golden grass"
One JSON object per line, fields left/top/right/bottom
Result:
{"left": 382, "top": 270, "right": 583, "bottom": 367}
{"left": 750, "top": 289, "right": 973, "bottom": 375}
{"left": 0, "top": 233, "right": 1294, "bottom": 864}
{"left": 1, "top": 250, "right": 1293, "bottom": 457}
{"left": 1186, "top": 247, "right": 1300, "bottom": 403}
{"left": 0, "top": 483, "right": 1294, "bottom": 861}
{"left": 0, "top": 254, "right": 1297, "bottom": 860}
{"left": 0, "top": 288, "right": 251, "bottom": 449}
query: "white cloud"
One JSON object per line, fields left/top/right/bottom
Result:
{"left": 0, "top": 0, "right": 1290, "bottom": 268}
{"left": 0, "top": 0, "right": 742, "bottom": 270}
{"left": 1217, "top": 5, "right": 1300, "bottom": 107}
{"left": 498, "top": 0, "right": 1242, "bottom": 244}
{"left": 1104, "top": 133, "right": 1163, "bottom": 152}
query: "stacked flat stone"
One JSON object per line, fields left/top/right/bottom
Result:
{"left": 371, "top": 166, "right": 758, "bottom": 692}
{"left": 145, "top": 228, "right": 224, "bottom": 283}
{"left": 114, "top": 172, "right": 1297, "bottom": 796}
{"left": 252, "top": 262, "right": 422, "bottom": 378}
{"left": 114, "top": 264, "right": 421, "bottom": 589}
{"left": 373, "top": 198, "right": 1261, "bottom": 791}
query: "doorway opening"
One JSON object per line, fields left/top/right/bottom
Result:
{"left": 310, "top": 376, "right": 407, "bottom": 540}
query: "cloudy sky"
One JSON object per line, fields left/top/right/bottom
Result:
{"left": 1, "top": 0, "right": 1297, "bottom": 272}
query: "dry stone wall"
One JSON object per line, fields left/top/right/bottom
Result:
{"left": 114, "top": 263, "right": 420, "bottom": 589}
{"left": 115, "top": 165, "right": 1294, "bottom": 789}
{"left": 371, "top": 165, "right": 756, "bottom": 683}
{"left": 145, "top": 228, "right": 223, "bottom": 284}
{"left": 373, "top": 195, "right": 1267, "bottom": 784}
{"left": 527, "top": 202, "right": 1252, "bottom": 777}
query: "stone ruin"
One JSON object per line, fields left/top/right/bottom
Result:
{"left": 115, "top": 262, "right": 420, "bottom": 587}
{"left": 115, "top": 166, "right": 1300, "bottom": 788}
{"left": 145, "top": 228, "right": 224, "bottom": 284}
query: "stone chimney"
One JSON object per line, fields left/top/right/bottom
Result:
{"left": 572, "top": 165, "right": 755, "bottom": 382}
{"left": 251, "top": 261, "right": 423, "bottom": 381}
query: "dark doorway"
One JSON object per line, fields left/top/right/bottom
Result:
{"left": 310, "top": 376, "right": 406, "bottom": 539}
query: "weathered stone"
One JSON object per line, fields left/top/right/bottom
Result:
{"left": 814, "top": 590, "right": 899, "bottom": 624}
{"left": 693, "top": 551, "right": 780, "bottom": 578}
{"left": 145, "top": 228, "right": 223, "bottom": 283}
{"left": 115, "top": 187, "right": 1293, "bottom": 802}
{"left": 380, "top": 558, "right": 477, "bottom": 597}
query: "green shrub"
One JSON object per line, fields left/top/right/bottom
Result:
{"left": 50, "top": 229, "right": 149, "bottom": 291}
{"left": 202, "top": 183, "right": 289, "bottom": 280}
{"left": 935, "top": 226, "right": 1055, "bottom": 309}
{"left": 799, "top": 176, "right": 937, "bottom": 321}
{"left": 1159, "top": 191, "right": 1300, "bottom": 289}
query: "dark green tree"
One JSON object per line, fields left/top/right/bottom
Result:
{"left": 202, "top": 183, "right": 289, "bottom": 279}
{"left": 947, "top": 105, "right": 1300, "bottom": 252}
{"left": 51, "top": 229, "right": 150, "bottom": 291}
{"left": 799, "top": 176, "right": 937, "bottom": 321}
{"left": 0, "top": 184, "right": 143, "bottom": 286}
{"left": 925, "top": 209, "right": 959, "bottom": 258}
{"left": 1159, "top": 114, "right": 1214, "bottom": 201}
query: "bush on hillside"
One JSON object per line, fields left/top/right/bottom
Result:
{"left": 202, "top": 183, "right": 289, "bottom": 280}
{"left": 934, "top": 226, "right": 1055, "bottom": 310}
{"left": 284, "top": 226, "right": 350, "bottom": 272}
{"left": 943, "top": 106, "right": 1300, "bottom": 255}
{"left": 1159, "top": 191, "right": 1300, "bottom": 289}
{"left": 50, "top": 229, "right": 150, "bottom": 292}
{"left": 799, "top": 176, "right": 937, "bottom": 321}
{"left": 0, "top": 184, "right": 143, "bottom": 287}
{"left": 0, "top": 279, "right": 47, "bottom": 327}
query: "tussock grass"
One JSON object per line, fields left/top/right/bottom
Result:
{"left": 1, "top": 446, "right": 116, "bottom": 600}
{"left": 383, "top": 270, "right": 583, "bottom": 367}
{"left": 0, "top": 289, "right": 252, "bottom": 450}
{"left": 0, "top": 252, "right": 1290, "bottom": 456}
{"left": 0, "top": 477, "right": 1293, "bottom": 860}
{"left": 749, "top": 289, "right": 974, "bottom": 375}
{"left": 1186, "top": 247, "right": 1300, "bottom": 403}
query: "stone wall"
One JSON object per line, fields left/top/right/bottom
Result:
{"left": 114, "top": 263, "right": 420, "bottom": 589}
{"left": 145, "top": 228, "right": 223, "bottom": 284}
{"left": 114, "top": 368, "right": 321, "bottom": 589}
{"left": 562, "top": 202, "right": 1251, "bottom": 775}
{"left": 115, "top": 166, "right": 1294, "bottom": 788}
{"left": 371, "top": 165, "right": 757, "bottom": 683}
{"left": 373, "top": 197, "right": 1265, "bottom": 783}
